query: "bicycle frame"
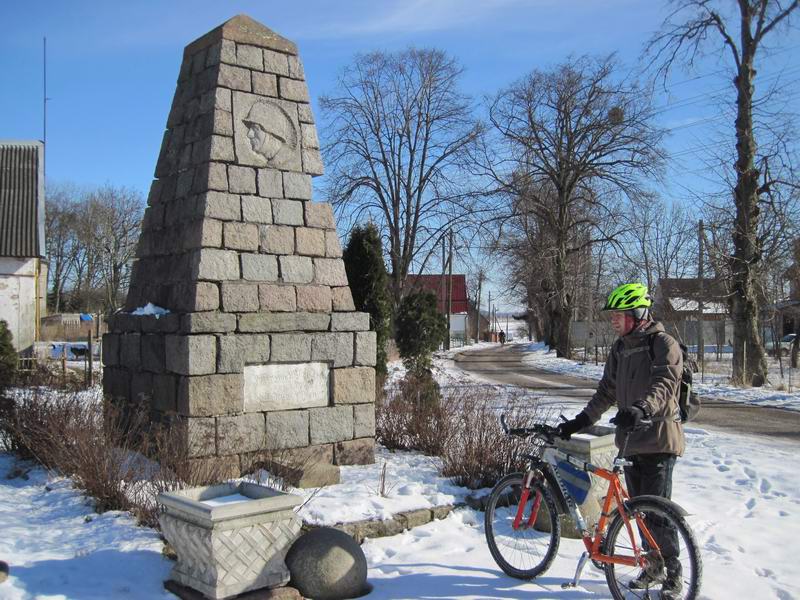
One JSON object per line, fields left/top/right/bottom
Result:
{"left": 514, "top": 445, "right": 660, "bottom": 571}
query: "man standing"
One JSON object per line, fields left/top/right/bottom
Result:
{"left": 556, "top": 283, "right": 685, "bottom": 599}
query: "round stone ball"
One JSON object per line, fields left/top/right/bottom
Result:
{"left": 285, "top": 527, "right": 368, "bottom": 600}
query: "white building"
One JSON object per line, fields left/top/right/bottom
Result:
{"left": 0, "top": 141, "right": 47, "bottom": 353}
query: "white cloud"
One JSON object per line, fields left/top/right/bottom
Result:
{"left": 303, "top": 0, "right": 553, "bottom": 38}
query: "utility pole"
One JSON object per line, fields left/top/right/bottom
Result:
{"left": 446, "top": 229, "right": 454, "bottom": 350}
{"left": 698, "top": 220, "right": 705, "bottom": 371}
{"left": 440, "top": 235, "right": 447, "bottom": 315}
{"left": 474, "top": 271, "right": 484, "bottom": 344}
{"left": 488, "top": 291, "right": 492, "bottom": 341}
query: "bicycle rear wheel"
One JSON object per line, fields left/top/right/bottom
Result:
{"left": 484, "top": 472, "right": 560, "bottom": 579}
{"left": 603, "top": 497, "right": 702, "bottom": 600}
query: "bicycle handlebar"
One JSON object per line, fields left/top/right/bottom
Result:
{"left": 500, "top": 414, "right": 560, "bottom": 443}
{"left": 500, "top": 413, "right": 654, "bottom": 448}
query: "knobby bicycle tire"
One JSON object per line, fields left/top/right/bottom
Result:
{"left": 484, "top": 472, "right": 561, "bottom": 580}
{"left": 603, "top": 497, "right": 702, "bottom": 600}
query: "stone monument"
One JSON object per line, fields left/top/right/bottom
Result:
{"left": 103, "top": 15, "right": 377, "bottom": 482}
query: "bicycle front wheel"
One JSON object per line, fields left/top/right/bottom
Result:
{"left": 484, "top": 472, "right": 561, "bottom": 580}
{"left": 604, "top": 497, "right": 702, "bottom": 600}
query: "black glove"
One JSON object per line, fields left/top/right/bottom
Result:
{"left": 556, "top": 412, "right": 590, "bottom": 440}
{"left": 611, "top": 405, "right": 648, "bottom": 431}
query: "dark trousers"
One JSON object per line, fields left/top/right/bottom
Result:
{"left": 624, "top": 453, "right": 679, "bottom": 562}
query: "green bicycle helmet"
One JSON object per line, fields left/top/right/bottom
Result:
{"left": 603, "top": 283, "right": 652, "bottom": 311}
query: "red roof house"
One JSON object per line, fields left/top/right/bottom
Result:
{"left": 406, "top": 274, "right": 469, "bottom": 314}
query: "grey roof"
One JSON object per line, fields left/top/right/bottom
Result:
{"left": 0, "top": 141, "right": 45, "bottom": 258}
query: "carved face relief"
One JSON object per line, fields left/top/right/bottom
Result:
{"left": 233, "top": 92, "right": 303, "bottom": 170}
{"left": 242, "top": 101, "right": 297, "bottom": 163}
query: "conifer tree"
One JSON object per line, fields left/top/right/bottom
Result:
{"left": 395, "top": 291, "right": 448, "bottom": 375}
{"left": 343, "top": 223, "right": 392, "bottom": 376}
{"left": 0, "top": 320, "right": 17, "bottom": 395}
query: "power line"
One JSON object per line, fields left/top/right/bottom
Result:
{"left": 651, "top": 65, "right": 800, "bottom": 117}
{"left": 651, "top": 43, "right": 800, "bottom": 90}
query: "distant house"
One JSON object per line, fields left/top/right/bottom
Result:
{"left": 405, "top": 274, "right": 470, "bottom": 340}
{"left": 652, "top": 277, "right": 730, "bottom": 347}
{"left": 775, "top": 238, "right": 800, "bottom": 336}
{"left": 0, "top": 141, "right": 47, "bottom": 353}
{"left": 653, "top": 277, "right": 729, "bottom": 321}
{"left": 406, "top": 274, "right": 469, "bottom": 312}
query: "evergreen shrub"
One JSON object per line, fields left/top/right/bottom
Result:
{"left": 343, "top": 223, "right": 392, "bottom": 377}
{"left": 0, "top": 320, "right": 17, "bottom": 395}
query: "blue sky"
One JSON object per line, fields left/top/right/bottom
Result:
{"left": 2, "top": 1, "right": 798, "bottom": 311}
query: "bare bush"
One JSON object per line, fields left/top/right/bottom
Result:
{"left": 377, "top": 378, "right": 447, "bottom": 456}
{"left": 378, "top": 384, "right": 552, "bottom": 489}
{"left": 438, "top": 390, "right": 551, "bottom": 489}
{"left": 0, "top": 388, "right": 229, "bottom": 529}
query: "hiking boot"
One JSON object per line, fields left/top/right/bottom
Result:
{"left": 627, "top": 564, "right": 665, "bottom": 590}
{"left": 660, "top": 559, "right": 683, "bottom": 599}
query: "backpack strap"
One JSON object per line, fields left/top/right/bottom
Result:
{"left": 646, "top": 331, "right": 661, "bottom": 362}
{"left": 645, "top": 331, "right": 682, "bottom": 423}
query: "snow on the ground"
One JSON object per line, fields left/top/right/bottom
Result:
{"left": 0, "top": 454, "right": 172, "bottom": 600}
{"left": 294, "top": 448, "right": 472, "bottom": 526}
{"left": 3, "top": 424, "right": 798, "bottom": 599}
{"left": 3, "top": 351, "right": 800, "bottom": 599}
{"left": 514, "top": 340, "right": 800, "bottom": 412}
{"left": 362, "top": 423, "right": 800, "bottom": 599}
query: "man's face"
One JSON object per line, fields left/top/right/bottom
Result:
{"left": 610, "top": 311, "right": 634, "bottom": 337}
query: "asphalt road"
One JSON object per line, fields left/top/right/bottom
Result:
{"left": 454, "top": 344, "right": 800, "bottom": 443}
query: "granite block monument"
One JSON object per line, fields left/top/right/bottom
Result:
{"left": 103, "top": 15, "right": 377, "bottom": 482}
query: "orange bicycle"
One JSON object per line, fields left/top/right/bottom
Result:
{"left": 484, "top": 416, "right": 702, "bottom": 599}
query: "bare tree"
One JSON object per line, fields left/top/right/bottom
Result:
{"left": 494, "top": 181, "right": 596, "bottom": 349}
{"left": 485, "top": 56, "right": 665, "bottom": 357}
{"left": 45, "top": 183, "right": 81, "bottom": 313}
{"left": 320, "top": 48, "right": 484, "bottom": 311}
{"left": 617, "top": 195, "right": 698, "bottom": 287}
{"left": 649, "top": 0, "right": 799, "bottom": 385}
{"left": 45, "top": 183, "right": 143, "bottom": 314}
{"left": 90, "top": 186, "right": 143, "bottom": 312}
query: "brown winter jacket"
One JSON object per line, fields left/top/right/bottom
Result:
{"left": 581, "top": 321, "right": 685, "bottom": 457}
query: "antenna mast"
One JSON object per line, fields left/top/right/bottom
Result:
{"left": 43, "top": 36, "right": 48, "bottom": 178}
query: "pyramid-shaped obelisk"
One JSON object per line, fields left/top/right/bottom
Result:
{"left": 103, "top": 15, "right": 376, "bottom": 479}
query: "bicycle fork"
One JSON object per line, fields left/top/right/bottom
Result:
{"left": 512, "top": 471, "right": 542, "bottom": 530}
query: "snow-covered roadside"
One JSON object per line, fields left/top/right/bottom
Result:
{"left": 2, "top": 352, "right": 799, "bottom": 599}
{"left": 514, "top": 340, "right": 800, "bottom": 412}
{"left": 3, "top": 425, "right": 798, "bottom": 599}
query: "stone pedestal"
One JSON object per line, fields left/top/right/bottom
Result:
{"left": 554, "top": 424, "right": 618, "bottom": 538}
{"left": 102, "top": 15, "right": 377, "bottom": 480}
{"left": 159, "top": 482, "right": 302, "bottom": 599}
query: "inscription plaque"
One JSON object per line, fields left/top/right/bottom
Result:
{"left": 244, "top": 362, "right": 329, "bottom": 411}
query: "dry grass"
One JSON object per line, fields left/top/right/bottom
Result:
{"left": 0, "top": 388, "right": 229, "bottom": 529}
{"left": 378, "top": 381, "right": 551, "bottom": 489}
{"left": 438, "top": 390, "right": 550, "bottom": 489}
